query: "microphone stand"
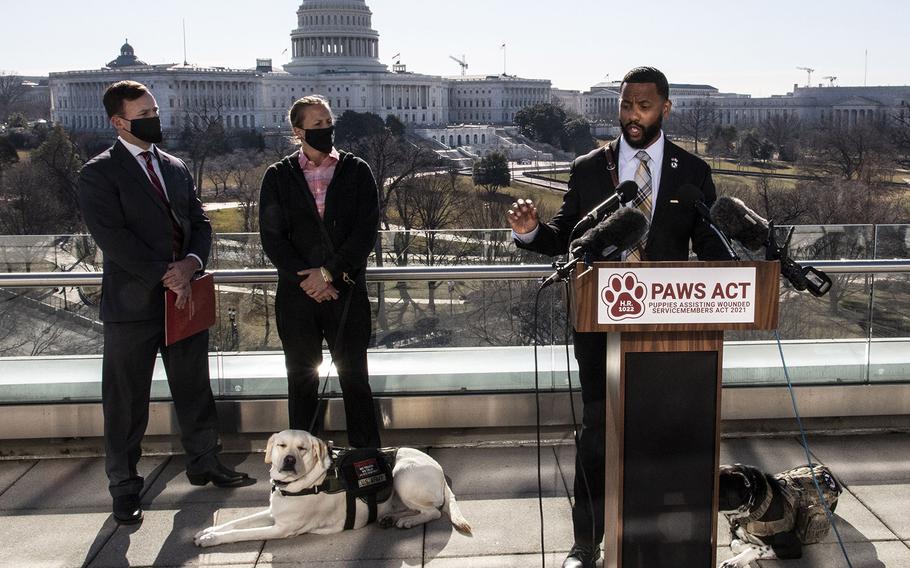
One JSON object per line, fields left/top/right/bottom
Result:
{"left": 765, "top": 221, "right": 832, "bottom": 297}
{"left": 695, "top": 202, "right": 739, "bottom": 261}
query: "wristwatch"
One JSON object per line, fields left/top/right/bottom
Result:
{"left": 319, "top": 266, "right": 333, "bottom": 283}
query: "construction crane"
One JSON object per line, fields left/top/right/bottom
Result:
{"left": 449, "top": 54, "right": 468, "bottom": 76}
{"left": 796, "top": 66, "right": 815, "bottom": 87}
{"left": 823, "top": 75, "right": 838, "bottom": 87}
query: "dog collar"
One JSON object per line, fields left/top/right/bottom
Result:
{"left": 744, "top": 476, "right": 774, "bottom": 522}
{"left": 271, "top": 469, "right": 345, "bottom": 497}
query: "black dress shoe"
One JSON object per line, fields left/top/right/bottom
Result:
{"left": 562, "top": 544, "right": 600, "bottom": 568}
{"left": 112, "top": 494, "right": 143, "bottom": 525}
{"left": 187, "top": 461, "right": 251, "bottom": 488}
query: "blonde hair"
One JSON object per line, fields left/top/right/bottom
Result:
{"left": 288, "top": 95, "right": 333, "bottom": 129}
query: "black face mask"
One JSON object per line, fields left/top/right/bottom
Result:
{"left": 304, "top": 126, "right": 335, "bottom": 154}
{"left": 127, "top": 116, "right": 163, "bottom": 144}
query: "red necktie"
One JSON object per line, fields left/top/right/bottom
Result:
{"left": 140, "top": 151, "right": 184, "bottom": 258}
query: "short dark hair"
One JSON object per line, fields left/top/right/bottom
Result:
{"left": 621, "top": 67, "right": 670, "bottom": 100}
{"left": 102, "top": 80, "right": 149, "bottom": 118}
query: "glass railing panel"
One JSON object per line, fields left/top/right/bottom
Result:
{"left": 872, "top": 224, "right": 910, "bottom": 259}
{"left": 0, "top": 234, "right": 98, "bottom": 273}
{"left": 214, "top": 277, "right": 573, "bottom": 398}
{"left": 868, "top": 225, "right": 910, "bottom": 383}
{"left": 723, "top": 224, "right": 875, "bottom": 385}
{"left": 3, "top": 227, "right": 910, "bottom": 404}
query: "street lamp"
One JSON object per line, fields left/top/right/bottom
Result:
{"left": 227, "top": 307, "right": 238, "bottom": 351}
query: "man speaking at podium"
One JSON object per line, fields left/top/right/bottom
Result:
{"left": 507, "top": 67, "right": 731, "bottom": 568}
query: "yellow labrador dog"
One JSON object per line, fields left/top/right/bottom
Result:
{"left": 194, "top": 429, "right": 471, "bottom": 547}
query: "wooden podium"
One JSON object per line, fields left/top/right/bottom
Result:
{"left": 570, "top": 261, "right": 779, "bottom": 568}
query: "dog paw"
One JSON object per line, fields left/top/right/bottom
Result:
{"left": 194, "top": 532, "right": 220, "bottom": 548}
{"left": 378, "top": 516, "right": 396, "bottom": 529}
{"left": 193, "top": 527, "right": 214, "bottom": 540}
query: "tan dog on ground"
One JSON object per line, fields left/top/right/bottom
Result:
{"left": 194, "top": 429, "right": 471, "bottom": 547}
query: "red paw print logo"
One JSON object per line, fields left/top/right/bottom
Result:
{"left": 601, "top": 272, "right": 647, "bottom": 320}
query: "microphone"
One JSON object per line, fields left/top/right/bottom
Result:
{"left": 710, "top": 196, "right": 769, "bottom": 251}
{"left": 568, "top": 180, "right": 640, "bottom": 243}
{"left": 541, "top": 207, "right": 649, "bottom": 289}
{"left": 710, "top": 196, "right": 832, "bottom": 297}
{"left": 685, "top": 186, "right": 739, "bottom": 261}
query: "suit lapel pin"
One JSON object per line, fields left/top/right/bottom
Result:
{"left": 670, "top": 157, "right": 678, "bottom": 169}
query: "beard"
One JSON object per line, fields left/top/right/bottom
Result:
{"left": 621, "top": 115, "right": 663, "bottom": 149}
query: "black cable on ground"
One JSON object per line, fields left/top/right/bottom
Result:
{"left": 561, "top": 280, "right": 597, "bottom": 552}
{"left": 773, "top": 330, "right": 854, "bottom": 568}
{"left": 532, "top": 284, "right": 546, "bottom": 568}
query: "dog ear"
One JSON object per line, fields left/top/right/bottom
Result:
{"left": 264, "top": 433, "right": 277, "bottom": 464}
{"left": 313, "top": 438, "right": 332, "bottom": 469}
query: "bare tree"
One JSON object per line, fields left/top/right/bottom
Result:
{"left": 398, "top": 172, "right": 466, "bottom": 313}
{"left": 803, "top": 122, "right": 896, "bottom": 182}
{"left": 346, "top": 129, "right": 439, "bottom": 331}
{"left": 0, "top": 72, "right": 28, "bottom": 121}
{"left": 28, "top": 125, "right": 84, "bottom": 215}
{"left": 891, "top": 104, "right": 910, "bottom": 169}
{"left": 0, "top": 162, "right": 73, "bottom": 235}
{"left": 760, "top": 114, "right": 802, "bottom": 162}
{"left": 672, "top": 97, "right": 717, "bottom": 154}
{"left": 178, "top": 101, "right": 230, "bottom": 189}
{"left": 204, "top": 156, "right": 232, "bottom": 201}
{"left": 231, "top": 155, "right": 268, "bottom": 232}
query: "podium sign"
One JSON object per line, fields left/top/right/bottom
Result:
{"left": 573, "top": 261, "right": 779, "bottom": 333}
{"left": 597, "top": 266, "right": 757, "bottom": 325}
{"left": 570, "top": 261, "right": 779, "bottom": 568}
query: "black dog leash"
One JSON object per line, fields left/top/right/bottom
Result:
{"left": 307, "top": 273, "right": 357, "bottom": 436}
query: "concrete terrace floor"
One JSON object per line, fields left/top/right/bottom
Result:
{"left": 0, "top": 433, "right": 908, "bottom": 568}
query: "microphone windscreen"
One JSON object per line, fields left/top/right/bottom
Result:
{"left": 571, "top": 207, "right": 648, "bottom": 254}
{"left": 616, "top": 180, "right": 639, "bottom": 204}
{"left": 710, "top": 196, "right": 769, "bottom": 251}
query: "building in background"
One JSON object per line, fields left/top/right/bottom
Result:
{"left": 48, "top": 0, "right": 549, "bottom": 135}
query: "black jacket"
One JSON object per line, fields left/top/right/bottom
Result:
{"left": 259, "top": 150, "right": 379, "bottom": 288}
{"left": 519, "top": 137, "right": 731, "bottom": 262}
{"left": 77, "top": 141, "right": 211, "bottom": 322}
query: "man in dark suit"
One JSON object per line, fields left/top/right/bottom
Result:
{"left": 259, "top": 95, "right": 381, "bottom": 448}
{"left": 78, "top": 81, "right": 248, "bottom": 526}
{"left": 508, "top": 67, "right": 732, "bottom": 568}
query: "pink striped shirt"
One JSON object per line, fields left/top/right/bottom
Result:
{"left": 298, "top": 148, "right": 340, "bottom": 218}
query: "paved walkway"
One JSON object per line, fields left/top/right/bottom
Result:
{"left": 0, "top": 433, "right": 907, "bottom": 567}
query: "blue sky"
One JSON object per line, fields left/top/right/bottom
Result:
{"left": 1, "top": 0, "right": 905, "bottom": 96}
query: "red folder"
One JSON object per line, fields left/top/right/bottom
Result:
{"left": 165, "top": 272, "right": 216, "bottom": 346}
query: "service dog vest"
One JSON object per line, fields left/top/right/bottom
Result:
{"left": 729, "top": 464, "right": 841, "bottom": 544}
{"left": 272, "top": 447, "right": 396, "bottom": 530}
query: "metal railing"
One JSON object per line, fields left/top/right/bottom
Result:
{"left": 2, "top": 259, "right": 909, "bottom": 287}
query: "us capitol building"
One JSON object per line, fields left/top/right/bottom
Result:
{"left": 48, "top": 0, "right": 551, "bottom": 138}
{"left": 48, "top": 0, "right": 910, "bottom": 147}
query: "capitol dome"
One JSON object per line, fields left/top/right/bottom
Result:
{"left": 284, "top": 0, "right": 387, "bottom": 74}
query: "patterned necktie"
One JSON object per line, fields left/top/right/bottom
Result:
{"left": 627, "top": 150, "right": 652, "bottom": 261}
{"left": 140, "top": 151, "right": 184, "bottom": 258}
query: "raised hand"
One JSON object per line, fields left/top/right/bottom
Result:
{"left": 507, "top": 198, "right": 539, "bottom": 235}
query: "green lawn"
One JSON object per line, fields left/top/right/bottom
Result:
{"left": 208, "top": 207, "right": 244, "bottom": 233}
{"left": 533, "top": 172, "right": 570, "bottom": 183}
